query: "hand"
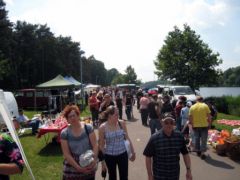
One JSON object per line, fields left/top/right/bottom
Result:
{"left": 130, "top": 152, "right": 136, "bottom": 162}
{"left": 76, "top": 166, "right": 92, "bottom": 174}
{"left": 86, "top": 159, "right": 97, "bottom": 170}
{"left": 148, "top": 174, "right": 154, "bottom": 180}
{"left": 186, "top": 170, "right": 192, "bottom": 180}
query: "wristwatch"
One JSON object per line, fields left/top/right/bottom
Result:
{"left": 186, "top": 167, "right": 191, "bottom": 170}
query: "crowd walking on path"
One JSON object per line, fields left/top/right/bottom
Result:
{"left": 1, "top": 85, "right": 218, "bottom": 180}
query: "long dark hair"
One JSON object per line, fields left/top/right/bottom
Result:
{"left": 99, "top": 105, "right": 116, "bottom": 124}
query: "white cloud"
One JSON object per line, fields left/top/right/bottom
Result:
{"left": 234, "top": 45, "right": 240, "bottom": 54}
{"left": 5, "top": 0, "right": 239, "bottom": 82}
{"left": 4, "top": 0, "right": 14, "bottom": 5}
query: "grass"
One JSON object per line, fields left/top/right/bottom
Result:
{"left": 213, "top": 113, "right": 240, "bottom": 132}
{"left": 11, "top": 107, "right": 91, "bottom": 180}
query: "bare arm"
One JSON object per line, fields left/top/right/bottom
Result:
{"left": 183, "top": 154, "right": 192, "bottom": 180}
{"left": 89, "top": 131, "right": 98, "bottom": 161}
{"left": 121, "top": 121, "right": 136, "bottom": 161}
{"left": 189, "top": 115, "right": 193, "bottom": 127}
{"left": 0, "top": 163, "right": 21, "bottom": 175}
{"left": 98, "top": 125, "right": 105, "bottom": 153}
{"left": 145, "top": 157, "right": 153, "bottom": 180}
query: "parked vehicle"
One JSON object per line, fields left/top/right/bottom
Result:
{"left": 162, "top": 86, "right": 197, "bottom": 103}
{"left": 15, "top": 89, "right": 50, "bottom": 109}
{"left": 0, "top": 89, "right": 19, "bottom": 124}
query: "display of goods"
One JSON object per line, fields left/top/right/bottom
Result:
{"left": 216, "top": 144, "right": 226, "bottom": 156}
{"left": 224, "top": 139, "right": 240, "bottom": 160}
{"left": 225, "top": 135, "right": 240, "bottom": 143}
{"left": 217, "top": 119, "right": 240, "bottom": 126}
{"left": 232, "top": 128, "right": 240, "bottom": 136}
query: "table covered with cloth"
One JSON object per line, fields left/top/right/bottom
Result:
{"left": 37, "top": 116, "right": 68, "bottom": 143}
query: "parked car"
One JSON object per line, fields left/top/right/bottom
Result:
{"left": 162, "top": 86, "right": 197, "bottom": 104}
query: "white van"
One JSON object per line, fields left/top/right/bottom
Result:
{"left": 0, "top": 90, "right": 19, "bottom": 124}
{"left": 163, "top": 86, "right": 197, "bottom": 103}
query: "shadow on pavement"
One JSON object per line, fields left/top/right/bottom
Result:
{"left": 204, "top": 155, "right": 235, "bottom": 169}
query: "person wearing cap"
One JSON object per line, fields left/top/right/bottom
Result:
{"left": 189, "top": 96, "right": 211, "bottom": 159}
{"left": 180, "top": 101, "right": 192, "bottom": 134}
{"left": 143, "top": 114, "right": 192, "bottom": 180}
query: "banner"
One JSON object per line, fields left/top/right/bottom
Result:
{"left": 0, "top": 91, "right": 35, "bottom": 180}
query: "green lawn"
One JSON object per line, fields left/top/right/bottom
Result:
{"left": 213, "top": 113, "right": 240, "bottom": 132}
{"left": 11, "top": 107, "right": 91, "bottom": 180}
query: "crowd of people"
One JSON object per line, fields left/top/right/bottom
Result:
{"left": 0, "top": 86, "right": 218, "bottom": 180}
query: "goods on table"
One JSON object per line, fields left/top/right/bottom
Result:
{"left": 208, "top": 128, "right": 240, "bottom": 160}
{"left": 217, "top": 119, "right": 240, "bottom": 126}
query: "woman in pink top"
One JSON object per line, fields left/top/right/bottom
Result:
{"left": 140, "top": 93, "right": 150, "bottom": 126}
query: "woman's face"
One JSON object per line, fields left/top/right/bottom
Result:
{"left": 67, "top": 110, "right": 79, "bottom": 124}
{"left": 109, "top": 108, "right": 119, "bottom": 121}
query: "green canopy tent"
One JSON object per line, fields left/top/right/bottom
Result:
{"left": 36, "top": 75, "right": 75, "bottom": 112}
{"left": 36, "top": 75, "right": 75, "bottom": 89}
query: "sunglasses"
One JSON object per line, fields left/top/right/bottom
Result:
{"left": 163, "top": 121, "right": 174, "bottom": 125}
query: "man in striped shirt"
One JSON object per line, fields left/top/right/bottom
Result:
{"left": 143, "top": 114, "right": 192, "bottom": 180}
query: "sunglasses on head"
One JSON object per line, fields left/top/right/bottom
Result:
{"left": 164, "top": 121, "right": 174, "bottom": 125}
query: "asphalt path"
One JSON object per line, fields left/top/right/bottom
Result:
{"left": 95, "top": 105, "right": 240, "bottom": 180}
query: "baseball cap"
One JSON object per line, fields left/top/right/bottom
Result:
{"left": 186, "top": 101, "right": 192, "bottom": 106}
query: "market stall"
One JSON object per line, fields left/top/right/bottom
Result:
{"left": 208, "top": 121, "right": 240, "bottom": 160}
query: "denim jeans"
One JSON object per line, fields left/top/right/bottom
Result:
{"left": 149, "top": 118, "right": 161, "bottom": 135}
{"left": 125, "top": 105, "right": 132, "bottom": 120}
{"left": 140, "top": 109, "right": 148, "bottom": 125}
{"left": 193, "top": 127, "right": 208, "bottom": 152}
{"left": 176, "top": 117, "right": 182, "bottom": 131}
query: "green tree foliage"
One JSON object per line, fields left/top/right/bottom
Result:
{"left": 0, "top": 0, "right": 13, "bottom": 84}
{"left": 222, "top": 66, "right": 240, "bottom": 86}
{"left": 0, "top": 1, "right": 116, "bottom": 89}
{"left": 106, "top": 68, "right": 120, "bottom": 85}
{"left": 154, "top": 24, "right": 222, "bottom": 90}
{"left": 124, "top": 65, "right": 137, "bottom": 84}
{"left": 111, "top": 74, "right": 125, "bottom": 85}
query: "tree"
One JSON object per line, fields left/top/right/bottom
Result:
{"left": 0, "top": 0, "right": 13, "bottom": 88}
{"left": 106, "top": 68, "right": 119, "bottom": 85}
{"left": 124, "top": 65, "right": 137, "bottom": 84}
{"left": 154, "top": 24, "right": 222, "bottom": 90}
{"left": 111, "top": 74, "right": 125, "bottom": 85}
{"left": 222, "top": 66, "right": 240, "bottom": 86}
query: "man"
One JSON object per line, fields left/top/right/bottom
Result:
{"left": 189, "top": 96, "right": 211, "bottom": 159}
{"left": 148, "top": 94, "right": 161, "bottom": 135}
{"left": 161, "top": 95, "right": 174, "bottom": 117}
{"left": 143, "top": 115, "right": 192, "bottom": 180}
{"left": 136, "top": 89, "right": 143, "bottom": 110}
{"left": 88, "top": 91, "right": 99, "bottom": 127}
{"left": 0, "top": 118, "right": 24, "bottom": 180}
{"left": 16, "top": 109, "right": 40, "bottom": 135}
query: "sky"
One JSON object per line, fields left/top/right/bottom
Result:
{"left": 5, "top": 0, "right": 240, "bottom": 82}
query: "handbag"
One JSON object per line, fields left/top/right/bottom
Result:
{"left": 118, "top": 121, "right": 133, "bottom": 159}
{"left": 124, "top": 139, "right": 133, "bottom": 159}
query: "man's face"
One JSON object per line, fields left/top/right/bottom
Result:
{"left": 162, "top": 119, "right": 175, "bottom": 134}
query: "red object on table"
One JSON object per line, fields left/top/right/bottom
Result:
{"left": 37, "top": 122, "right": 68, "bottom": 143}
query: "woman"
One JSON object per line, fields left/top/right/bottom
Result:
{"left": 99, "top": 105, "right": 136, "bottom": 180}
{"left": 60, "top": 105, "right": 98, "bottom": 180}
{"left": 139, "top": 93, "right": 149, "bottom": 126}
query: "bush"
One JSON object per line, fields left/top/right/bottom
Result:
{"left": 205, "top": 96, "right": 240, "bottom": 116}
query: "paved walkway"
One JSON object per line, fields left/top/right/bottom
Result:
{"left": 96, "top": 105, "right": 240, "bottom": 180}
